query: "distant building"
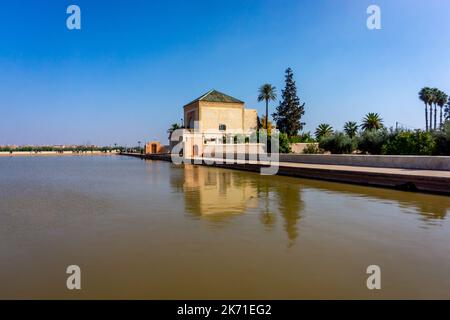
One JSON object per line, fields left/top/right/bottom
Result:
{"left": 145, "top": 141, "right": 168, "bottom": 154}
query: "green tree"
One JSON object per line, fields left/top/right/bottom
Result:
{"left": 257, "top": 84, "right": 277, "bottom": 130}
{"left": 419, "top": 87, "right": 433, "bottom": 131}
{"left": 357, "top": 129, "right": 389, "bottom": 154}
{"left": 436, "top": 90, "right": 448, "bottom": 130}
{"left": 272, "top": 68, "right": 305, "bottom": 137}
{"left": 343, "top": 121, "right": 358, "bottom": 138}
{"left": 277, "top": 132, "right": 292, "bottom": 153}
{"left": 382, "top": 130, "right": 436, "bottom": 155}
{"left": 361, "top": 113, "right": 383, "bottom": 131}
{"left": 433, "top": 121, "right": 450, "bottom": 155}
{"left": 319, "top": 132, "right": 356, "bottom": 154}
{"left": 315, "top": 123, "right": 333, "bottom": 140}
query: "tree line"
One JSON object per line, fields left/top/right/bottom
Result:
{"left": 0, "top": 145, "right": 124, "bottom": 153}
{"left": 418, "top": 87, "right": 449, "bottom": 131}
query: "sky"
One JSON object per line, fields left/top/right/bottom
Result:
{"left": 1, "top": 0, "right": 450, "bottom": 146}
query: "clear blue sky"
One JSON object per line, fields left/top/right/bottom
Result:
{"left": 1, "top": 0, "right": 450, "bottom": 146}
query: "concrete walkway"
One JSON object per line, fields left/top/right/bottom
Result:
{"left": 192, "top": 157, "right": 450, "bottom": 195}
{"left": 191, "top": 157, "right": 450, "bottom": 177}
{"left": 266, "top": 161, "right": 450, "bottom": 178}
{"left": 123, "top": 153, "right": 450, "bottom": 195}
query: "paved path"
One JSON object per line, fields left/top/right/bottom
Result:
{"left": 122, "top": 153, "right": 450, "bottom": 194}
{"left": 194, "top": 157, "right": 450, "bottom": 178}
{"left": 193, "top": 157, "right": 450, "bottom": 195}
{"left": 271, "top": 161, "right": 450, "bottom": 178}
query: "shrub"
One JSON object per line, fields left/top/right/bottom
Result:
{"left": 303, "top": 143, "right": 321, "bottom": 154}
{"left": 233, "top": 134, "right": 246, "bottom": 144}
{"left": 319, "top": 132, "right": 357, "bottom": 154}
{"left": 382, "top": 130, "right": 436, "bottom": 155}
{"left": 357, "top": 129, "right": 388, "bottom": 155}
{"left": 257, "top": 131, "right": 291, "bottom": 153}
{"left": 433, "top": 121, "right": 450, "bottom": 155}
{"left": 277, "top": 132, "right": 292, "bottom": 153}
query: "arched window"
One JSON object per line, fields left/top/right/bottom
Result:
{"left": 219, "top": 124, "right": 226, "bottom": 131}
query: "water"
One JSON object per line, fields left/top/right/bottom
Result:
{"left": 0, "top": 155, "right": 449, "bottom": 299}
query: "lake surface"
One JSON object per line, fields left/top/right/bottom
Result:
{"left": 1, "top": 155, "right": 450, "bottom": 299}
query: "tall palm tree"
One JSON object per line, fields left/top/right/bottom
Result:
{"left": 431, "top": 88, "right": 441, "bottom": 130}
{"left": 361, "top": 113, "right": 383, "bottom": 131}
{"left": 315, "top": 123, "right": 333, "bottom": 140}
{"left": 419, "top": 87, "right": 432, "bottom": 131}
{"left": 343, "top": 121, "right": 358, "bottom": 138}
{"left": 257, "top": 84, "right": 277, "bottom": 130}
{"left": 436, "top": 90, "right": 448, "bottom": 130}
{"left": 167, "top": 123, "right": 181, "bottom": 139}
{"left": 429, "top": 94, "right": 435, "bottom": 130}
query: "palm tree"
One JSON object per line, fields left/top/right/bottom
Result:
{"left": 361, "top": 113, "right": 383, "bottom": 131}
{"left": 343, "top": 121, "right": 358, "bottom": 138}
{"left": 419, "top": 87, "right": 432, "bottom": 131}
{"left": 431, "top": 88, "right": 441, "bottom": 130}
{"left": 315, "top": 123, "right": 333, "bottom": 140}
{"left": 257, "top": 84, "right": 277, "bottom": 130}
{"left": 436, "top": 90, "right": 448, "bottom": 130}
{"left": 167, "top": 123, "right": 182, "bottom": 139}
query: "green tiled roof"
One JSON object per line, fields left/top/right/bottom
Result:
{"left": 185, "top": 89, "right": 244, "bottom": 106}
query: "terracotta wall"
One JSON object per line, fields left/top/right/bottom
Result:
{"left": 145, "top": 141, "right": 168, "bottom": 154}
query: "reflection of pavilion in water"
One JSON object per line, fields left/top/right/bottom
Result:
{"left": 170, "top": 164, "right": 304, "bottom": 244}
{"left": 169, "top": 164, "right": 449, "bottom": 246}
{"left": 181, "top": 164, "right": 259, "bottom": 217}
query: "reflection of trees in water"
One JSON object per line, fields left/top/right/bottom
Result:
{"left": 255, "top": 177, "right": 304, "bottom": 245}
{"left": 274, "top": 182, "right": 304, "bottom": 246}
{"left": 257, "top": 182, "right": 277, "bottom": 231}
{"left": 172, "top": 165, "right": 306, "bottom": 244}
{"left": 408, "top": 202, "right": 448, "bottom": 221}
{"left": 295, "top": 179, "right": 450, "bottom": 221}
{"left": 169, "top": 164, "right": 449, "bottom": 244}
